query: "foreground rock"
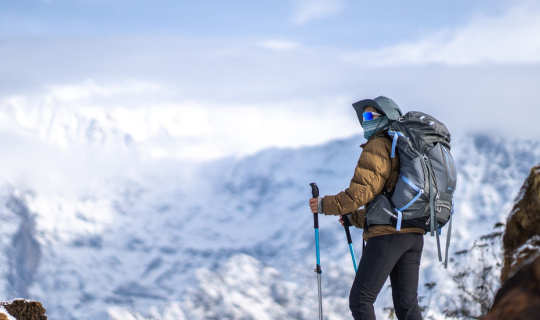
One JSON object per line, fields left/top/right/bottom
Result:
{"left": 0, "top": 300, "right": 47, "bottom": 320}
{"left": 500, "top": 164, "right": 540, "bottom": 282}
{"left": 483, "top": 164, "right": 540, "bottom": 319}
{"left": 483, "top": 255, "right": 540, "bottom": 320}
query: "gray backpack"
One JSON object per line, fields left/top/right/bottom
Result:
{"left": 365, "top": 111, "right": 457, "bottom": 268}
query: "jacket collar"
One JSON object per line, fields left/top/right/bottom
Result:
{"left": 360, "top": 129, "right": 388, "bottom": 149}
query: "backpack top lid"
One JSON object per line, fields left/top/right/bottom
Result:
{"left": 352, "top": 96, "right": 403, "bottom": 127}
{"left": 391, "top": 111, "right": 452, "bottom": 151}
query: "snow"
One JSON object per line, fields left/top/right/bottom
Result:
{"left": 0, "top": 105, "right": 539, "bottom": 319}
{"left": 511, "top": 235, "right": 540, "bottom": 269}
{"left": 0, "top": 307, "right": 16, "bottom": 320}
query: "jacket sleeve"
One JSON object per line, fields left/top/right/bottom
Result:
{"left": 321, "top": 137, "right": 392, "bottom": 216}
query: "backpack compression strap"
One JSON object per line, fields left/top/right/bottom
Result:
{"left": 389, "top": 131, "right": 406, "bottom": 159}
{"left": 444, "top": 201, "right": 454, "bottom": 269}
{"left": 394, "top": 175, "right": 425, "bottom": 231}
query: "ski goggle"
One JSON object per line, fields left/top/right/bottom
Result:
{"left": 362, "top": 111, "right": 382, "bottom": 121}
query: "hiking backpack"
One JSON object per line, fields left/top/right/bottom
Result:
{"left": 365, "top": 111, "right": 457, "bottom": 268}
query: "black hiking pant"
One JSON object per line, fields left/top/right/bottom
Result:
{"left": 349, "top": 233, "right": 423, "bottom": 320}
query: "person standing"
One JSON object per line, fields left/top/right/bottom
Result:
{"left": 309, "top": 96, "right": 425, "bottom": 320}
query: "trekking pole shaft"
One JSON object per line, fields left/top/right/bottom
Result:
{"left": 349, "top": 243, "right": 358, "bottom": 273}
{"left": 311, "top": 184, "right": 321, "bottom": 266}
{"left": 317, "top": 273, "right": 323, "bottom": 319}
{"left": 310, "top": 183, "right": 323, "bottom": 320}
{"left": 343, "top": 215, "right": 353, "bottom": 244}
{"left": 343, "top": 214, "right": 358, "bottom": 273}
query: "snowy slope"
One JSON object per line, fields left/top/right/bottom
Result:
{"left": 0, "top": 103, "right": 538, "bottom": 319}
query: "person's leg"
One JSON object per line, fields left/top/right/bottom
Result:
{"left": 349, "top": 234, "right": 411, "bottom": 320}
{"left": 389, "top": 233, "right": 424, "bottom": 320}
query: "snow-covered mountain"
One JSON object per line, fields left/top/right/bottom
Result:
{"left": 0, "top": 102, "right": 538, "bottom": 319}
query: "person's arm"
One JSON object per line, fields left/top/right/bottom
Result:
{"left": 322, "top": 138, "right": 392, "bottom": 216}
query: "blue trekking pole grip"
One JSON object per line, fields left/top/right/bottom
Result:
{"left": 310, "top": 183, "right": 323, "bottom": 320}
{"left": 342, "top": 214, "right": 358, "bottom": 273}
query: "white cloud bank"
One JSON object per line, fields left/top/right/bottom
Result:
{"left": 258, "top": 40, "right": 301, "bottom": 51}
{"left": 345, "top": 1, "right": 540, "bottom": 66}
{"left": 47, "top": 79, "right": 162, "bottom": 102}
{"left": 0, "top": 80, "right": 360, "bottom": 163}
{"left": 293, "top": 0, "right": 344, "bottom": 25}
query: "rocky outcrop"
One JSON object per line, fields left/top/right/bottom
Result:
{"left": 482, "top": 164, "right": 540, "bottom": 319}
{"left": 0, "top": 299, "right": 47, "bottom": 320}
{"left": 482, "top": 256, "right": 540, "bottom": 320}
{"left": 500, "top": 164, "right": 540, "bottom": 283}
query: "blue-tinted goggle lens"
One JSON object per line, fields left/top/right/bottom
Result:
{"left": 363, "top": 111, "right": 381, "bottom": 121}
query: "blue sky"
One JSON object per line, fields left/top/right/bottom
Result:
{"left": 0, "top": 0, "right": 514, "bottom": 44}
{"left": 1, "top": 0, "right": 539, "bottom": 160}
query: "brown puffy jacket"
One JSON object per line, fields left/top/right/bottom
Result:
{"left": 321, "top": 131, "right": 425, "bottom": 241}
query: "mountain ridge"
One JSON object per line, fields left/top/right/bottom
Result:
{"left": 0, "top": 132, "right": 538, "bottom": 319}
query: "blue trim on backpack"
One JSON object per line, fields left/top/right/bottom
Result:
{"left": 396, "top": 189, "right": 424, "bottom": 212}
{"left": 391, "top": 134, "right": 399, "bottom": 158}
{"left": 400, "top": 174, "right": 421, "bottom": 192}
{"left": 388, "top": 131, "right": 406, "bottom": 158}
{"left": 396, "top": 209, "right": 403, "bottom": 231}
{"left": 394, "top": 175, "right": 424, "bottom": 231}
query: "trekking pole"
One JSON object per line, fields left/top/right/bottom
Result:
{"left": 310, "top": 183, "right": 323, "bottom": 320}
{"left": 342, "top": 214, "right": 358, "bottom": 273}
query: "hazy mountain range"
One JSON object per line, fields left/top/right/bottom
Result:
{"left": 0, "top": 103, "right": 538, "bottom": 319}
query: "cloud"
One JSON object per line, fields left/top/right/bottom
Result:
{"left": 0, "top": 80, "right": 359, "bottom": 162}
{"left": 258, "top": 40, "right": 301, "bottom": 51}
{"left": 293, "top": 0, "right": 344, "bottom": 25}
{"left": 47, "top": 79, "right": 162, "bottom": 102}
{"left": 344, "top": 1, "right": 540, "bottom": 66}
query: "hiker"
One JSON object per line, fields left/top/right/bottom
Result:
{"left": 308, "top": 96, "right": 426, "bottom": 320}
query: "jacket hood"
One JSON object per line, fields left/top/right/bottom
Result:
{"left": 352, "top": 96, "right": 403, "bottom": 127}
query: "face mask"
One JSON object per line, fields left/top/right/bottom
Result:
{"left": 363, "top": 116, "right": 389, "bottom": 140}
